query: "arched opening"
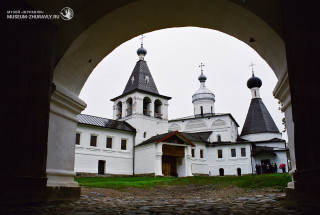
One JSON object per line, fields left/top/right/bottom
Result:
{"left": 143, "top": 97, "right": 151, "bottom": 116}
{"left": 217, "top": 134, "right": 222, "bottom": 142}
{"left": 116, "top": 101, "right": 122, "bottom": 119}
{"left": 5, "top": 0, "right": 320, "bottom": 209}
{"left": 237, "top": 168, "right": 242, "bottom": 177}
{"left": 154, "top": 99, "right": 162, "bottom": 119}
{"left": 126, "top": 97, "right": 133, "bottom": 116}
{"left": 33, "top": 0, "right": 305, "bottom": 206}
{"left": 219, "top": 168, "right": 224, "bottom": 176}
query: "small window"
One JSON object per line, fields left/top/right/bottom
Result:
{"left": 90, "top": 135, "right": 97, "bottom": 147}
{"left": 211, "top": 106, "right": 213, "bottom": 114}
{"left": 200, "top": 149, "right": 204, "bottom": 158}
{"left": 218, "top": 149, "right": 223, "bottom": 158}
{"left": 200, "top": 106, "right": 203, "bottom": 116}
{"left": 106, "top": 137, "right": 112, "bottom": 148}
{"left": 121, "top": 139, "right": 127, "bottom": 150}
{"left": 217, "top": 134, "right": 221, "bottom": 142}
{"left": 143, "top": 132, "right": 147, "bottom": 138}
{"left": 231, "top": 148, "right": 236, "bottom": 157}
{"left": 191, "top": 148, "right": 195, "bottom": 157}
{"left": 241, "top": 148, "right": 246, "bottom": 157}
{"left": 75, "top": 133, "right": 80, "bottom": 145}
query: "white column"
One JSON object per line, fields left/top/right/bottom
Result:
{"left": 154, "top": 143, "right": 163, "bottom": 176}
{"left": 47, "top": 84, "right": 86, "bottom": 187}
{"left": 273, "top": 72, "right": 295, "bottom": 187}
{"left": 185, "top": 146, "right": 193, "bottom": 176}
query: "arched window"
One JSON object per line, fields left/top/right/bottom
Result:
{"left": 154, "top": 99, "right": 162, "bottom": 118}
{"left": 217, "top": 134, "right": 221, "bottom": 142}
{"left": 126, "top": 97, "right": 132, "bottom": 116}
{"left": 116, "top": 101, "right": 122, "bottom": 119}
{"left": 143, "top": 97, "right": 151, "bottom": 116}
{"left": 200, "top": 106, "right": 203, "bottom": 116}
{"left": 219, "top": 168, "right": 224, "bottom": 176}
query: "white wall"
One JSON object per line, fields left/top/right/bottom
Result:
{"left": 241, "top": 132, "right": 282, "bottom": 141}
{"left": 206, "top": 144, "right": 252, "bottom": 176}
{"left": 190, "top": 142, "right": 208, "bottom": 175}
{"left": 193, "top": 99, "right": 215, "bottom": 115}
{"left": 169, "top": 115, "right": 239, "bottom": 142}
{"left": 134, "top": 144, "right": 156, "bottom": 174}
{"left": 75, "top": 125, "right": 134, "bottom": 175}
{"left": 114, "top": 91, "right": 169, "bottom": 145}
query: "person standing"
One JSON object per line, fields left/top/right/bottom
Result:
{"left": 280, "top": 163, "right": 286, "bottom": 173}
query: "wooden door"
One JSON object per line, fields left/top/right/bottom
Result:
{"left": 162, "top": 156, "right": 177, "bottom": 177}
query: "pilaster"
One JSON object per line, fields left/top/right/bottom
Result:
{"left": 47, "top": 84, "right": 86, "bottom": 193}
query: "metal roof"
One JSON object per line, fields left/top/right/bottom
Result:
{"left": 240, "top": 98, "right": 280, "bottom": 136}
{"left": 77, "top": 114, "right": 136, "bottom": 133}
{"left": 110, "top": 60, "right": 171, "bottom": 101}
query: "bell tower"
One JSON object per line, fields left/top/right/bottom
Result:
{"left": 111, "top": 36, "right": 171, "bottom": 144}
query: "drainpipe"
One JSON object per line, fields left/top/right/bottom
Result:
{"left": 133, "top": 133, "right": 136, "bottom": 176}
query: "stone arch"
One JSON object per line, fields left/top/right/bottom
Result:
{"left": 45, "top": 0, "right": 296, "bottom": 202}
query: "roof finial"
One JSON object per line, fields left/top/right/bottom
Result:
{"left": 139, "top": 34, "right": 145, "bottom": 47}
{"left": 249, "top": 62, "right": 255, "bottom": 76}
{"left": 199, "top": 63, "right": 205, "bottom": 74}
{"left": 198, "top": 63, "right": 207, "bottom": 83}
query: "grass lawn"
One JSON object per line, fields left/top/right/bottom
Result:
{"left": 75, "top": 173, "right": 291, "bottom": 191}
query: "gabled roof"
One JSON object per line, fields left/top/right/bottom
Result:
{"left": 77, "top": 114, "right": 136, "bottom": 133}
{"left": 241, "top": 98, "right": 280, "bottom": 136}
{"left": 111, "top": 60, "right": 171, "bottom": 101}
{"left": 137, "top": 131, "right": 195, "bottom": 147}
{"left": 180, "top": 132, "right": 212, "bottom": 143}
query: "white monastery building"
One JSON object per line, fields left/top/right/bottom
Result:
{"left": 74, "top": 43, "right": 288, "bottom": 177}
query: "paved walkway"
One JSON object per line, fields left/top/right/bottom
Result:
{"left": 1, "top": 193, "right": 306, "bottom": 215}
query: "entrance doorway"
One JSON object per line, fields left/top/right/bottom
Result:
{"left": 219, "top": 168, "right": 224, "bottom": 176}
{"left": 162, "top": 155, "right": 177, "bottom": 177}
{"left": 237, "top": 168, "right": 241, "bottom": 176}
{"left": 98, "top": 160, "right": 105, "bottom": 175}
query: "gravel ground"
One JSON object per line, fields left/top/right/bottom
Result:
{"left": 0, "top": 186, "right": 309, "bottom": 214}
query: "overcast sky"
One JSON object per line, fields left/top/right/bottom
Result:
{"left": 80, "top": 27, "right": 287, "bottom": 141}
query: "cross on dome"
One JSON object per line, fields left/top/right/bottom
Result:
{"left": 139, "top": 34, "right": 145, "bottom": 46}
{"left": 199, "top": 63, "right": 205, "bottom": 74}
{"left": 249, "top": 62, "right": 256, "bottom": 76}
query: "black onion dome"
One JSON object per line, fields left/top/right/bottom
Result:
{"left": 247, "top": 74, "right": 262, "bottom": 89}
{"left": 198, "top": 73, "right": 207, "bottom": 82}
{"left": 137, "top": 46, "right": 147, "bottom": 56}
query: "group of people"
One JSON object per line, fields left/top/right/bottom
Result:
{"left": 255, "top": 162, "right": 286, "bottom": 174}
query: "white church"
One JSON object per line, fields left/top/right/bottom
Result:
{"left": 74, "top": 43, "right": 288, "bottom": 177}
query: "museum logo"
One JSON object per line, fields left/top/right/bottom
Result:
{"left": 7, "top": 7, "right": 74, "bottom": 20}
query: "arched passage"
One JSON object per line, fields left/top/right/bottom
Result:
{"left": 47, "top": 0, "right": 291, "bottom": 200}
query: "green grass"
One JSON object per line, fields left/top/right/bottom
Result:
{"left": 75, "top": 173, "right": 291, "bottom": 191}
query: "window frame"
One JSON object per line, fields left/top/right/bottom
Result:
{"left": 75, "top": 133, "right": 81, "bottom": 145}
{"left": 121, "top": 138, "right": 127, "bottom": 150}
{"left": 90, "top": 134, "right": 98, "bottom": 147}
{"left": 231, "top": 148, "right": 236, "bottom": 157}
{"left": 200, "top": 149, "right": 204, "bottom": 158}
{"left": 241, "top": 147, "right": 246, "bottom": 157}
{"left": 191, "top": 148, "right": 195, "bottom": 158}
{"left": 106, "top": 136, "right": 113, "bottom": 149}
{"left": 217, "top": 149, "right": 223, "bottom": 159}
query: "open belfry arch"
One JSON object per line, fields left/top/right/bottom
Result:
{"left": 4, "top": 0, "right": 320, "bottom": 210}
